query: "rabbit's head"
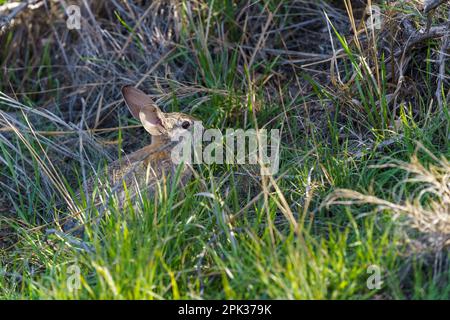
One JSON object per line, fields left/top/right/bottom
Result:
{"left": 122, "top": 86, "right": 198, "bottom": 142}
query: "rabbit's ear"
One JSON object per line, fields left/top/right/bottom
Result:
{"left": 121, "top": 85, "right": 165, "bottom": 135}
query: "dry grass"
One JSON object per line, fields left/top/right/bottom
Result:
{"left": 325, "top": 145, "right": 450, "bottom": 251}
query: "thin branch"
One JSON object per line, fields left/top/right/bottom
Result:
{"left": 424, "top": 0, "right": 449, "bottom": 14}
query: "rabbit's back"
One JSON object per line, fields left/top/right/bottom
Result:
{"left": 100, "top": 146, "right": 191, "bottom": 203}
{"left": 63, "top": 145, "right": 190, "bottom": 235}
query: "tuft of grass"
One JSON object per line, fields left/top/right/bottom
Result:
{"left": 325, "top": 147, "right": 450, "bottom": 250}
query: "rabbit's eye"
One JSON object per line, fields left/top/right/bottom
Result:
{"left": 181, "top": 121, "right": 191, "bottom": 129}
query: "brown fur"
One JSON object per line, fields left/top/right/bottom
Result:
{"left": 79, "top": 86, "right": 197, "bottom": 208}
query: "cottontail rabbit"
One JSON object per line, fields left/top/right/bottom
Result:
{"left": 103, "top": 85, "right": 198, "bottom": 204}
{"left": 61, "top": 86, "right": 197, "bottom": 235}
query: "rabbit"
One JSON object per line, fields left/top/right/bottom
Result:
{"left": 61, "top": 86, "right": 198, "bottom": 235}
{"left": 99, "top": 85, "right": 198, "bottom": 204}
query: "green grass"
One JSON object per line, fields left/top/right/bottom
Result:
{"left": 0, "top": 0, "right": 449, "bottom": 300}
